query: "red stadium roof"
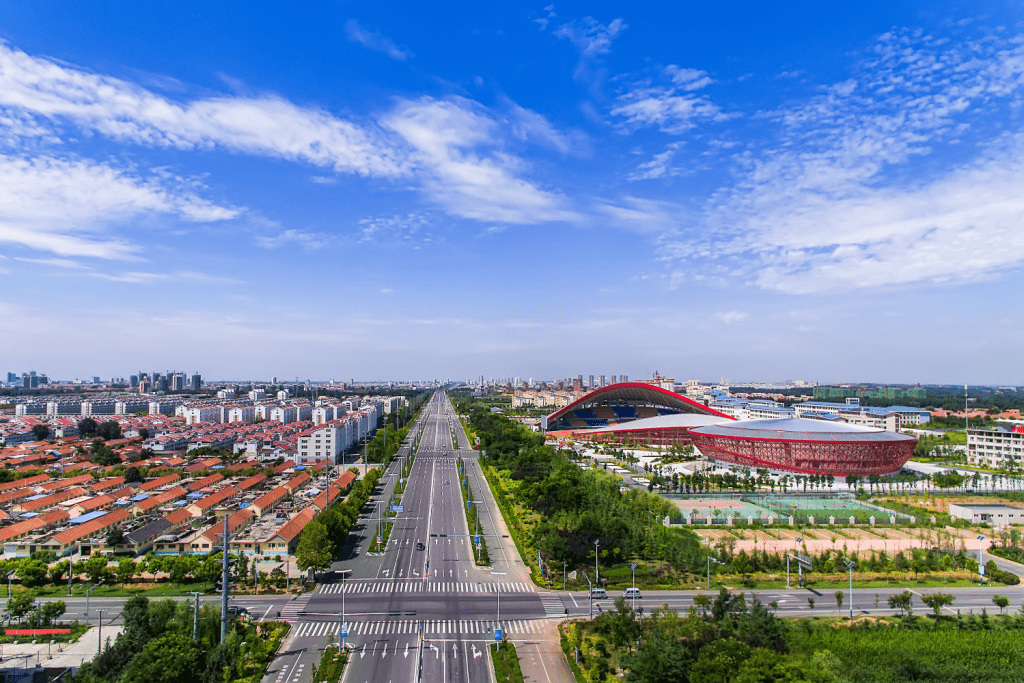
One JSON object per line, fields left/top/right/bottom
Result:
{"left": 543, "top": 382, "right": 734, "bottom": 430}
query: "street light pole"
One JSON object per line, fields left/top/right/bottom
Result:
{"left": 844, "top": 561, "right": 856, "bottom": 620}
{"left": 97, "top": 609, "right": 104, "bottom": 655}
{"left": 86, "top": 580, "right": 104, "bottom": 618}
{"left": 630, "top": 563, "right": 637, "bottom": 612}
{"left": 491, "top": 571, "right": 506, "bottom": 647}
{"left": 978, "top": 535, "right": 986, "bottom": 586}
{"left": 594, "top": 539, "right": 600, "bottom": 587}
{"left": 707, "top": 557, "right": 722, "bottom": 589}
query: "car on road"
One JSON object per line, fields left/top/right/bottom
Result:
{"left": 589, "top": 587, "right": 607, "bottom": 598}
{"left": 622, "top": 587, "right": 642, "bottom": 599}
{"left": 416, "top": 541, "right": 425, "bottom": 550}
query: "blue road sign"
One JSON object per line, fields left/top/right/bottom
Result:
{"left": 467, "top": 501, "right": 472, "bottom": 508}
{"left": 494, "top": 629, "right": 503, "bottom": 641}
{"left": 389, "top": 504, "right": 404, "bottom": 513}
{"left": 341, "top": 626, "right": 348, "bottom": 637}
{"left": 475, "top": 535, "right": 481, "bottom": 544}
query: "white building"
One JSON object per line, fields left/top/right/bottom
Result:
{"left": 967, "top": 426, "right": 1024, "bottom": 468}
{"left": 182, "top": 406, "right": 223, "bottom": 425}
{"left": 227, "top": 406, "right": 256, "bottom": 423}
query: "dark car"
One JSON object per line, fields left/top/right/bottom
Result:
{"left": 416, "top": 541, "right": 425, "bottom": 550}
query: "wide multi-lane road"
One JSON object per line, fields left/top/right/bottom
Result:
{"left": 51, "top": 392, "right": 1024, "bottom": 683}
{"left": 277, "top": 391, "right": 548, "bottom": 683}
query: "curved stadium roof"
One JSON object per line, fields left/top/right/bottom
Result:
{"left": 690, "top": 417, "right": 918, "bottom": 443}
{"left": 542, "top": 382, "right": 733, "bottom": 430}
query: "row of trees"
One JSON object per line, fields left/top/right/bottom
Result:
{"left": 459, "top": 397, "right": 707, "bottom": 573}
{"left": 74, "top": 595, "right": 276, "bottom": 683}
{"left": 294, "top": 416, "right": 419, "bottom": 572}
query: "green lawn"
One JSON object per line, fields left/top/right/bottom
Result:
{"left": 491, "top": 642, "right": 525, "bottom": 683}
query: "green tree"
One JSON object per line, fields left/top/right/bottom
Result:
{"left": 295, "top": 521, "right": 334, "bottom": 573}
{"left": 96, "top": 421, "right": 123, "bottom": 440}
{"left": 124, "top": 466, "right": 145, "bottom": 484}
{"left": 83, "top": 556, "right": 110, "bottom": 583}
{"left": 107, "top": 527, "right": 126, "bottom": 548}
{"left": 117, "top": 557, "right": 139, "bottom": 586}
{"left": 993, "top": 594, "right": 1011, "bottom": 614}
{"left": 48, "top": 560, "right": 70, "bottom": 586}
{"left": 31, "top": 424, "right": 50, "bottom": 441}
{"left": 120, "top": 632, "right": 205, "bottom": 683}
{"left": 17, "top": 559, "right": 49, "bottom": 587}
{"left": 888, "top": 590, "right": 914, "bottom": 616}
{"left": 37, "top": 600, "right": 66, "bottom": 626}
{"left": 835, "top": 590, "right": 844, "bottom": 611}
{"left": 78, "top": 417, "right": 98, "bottom": 437}
{"left": 7, "top": 590, "right": 36, "bottom": 622}
{"left": 921, "top": 593, "right": 954, "bottom": 617}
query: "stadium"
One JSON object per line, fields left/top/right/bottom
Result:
{"left": 542, "top": 383, "right": 916, "bottom": 475}
{"left": 688, "top": 418, "right": 917, "bottom": 475}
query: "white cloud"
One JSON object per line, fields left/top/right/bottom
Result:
{"left": 611, "top": 65, "right": 721, "bottom": 134}
{"left": 668, "top": 29, "right": 1024, "bottom": 293}
{"left": 715, "top": 311, "right": 748, "bottom": 324}
{"left": 382, "top": 97, "right": 579, "bottom": 224}
{"left": 255, "top": 229, "right": 330, "bottom": 250}
{"left": 628, "top": 142, "right": 683, "bottom": 180}
{"left": 345, "top": 20, "right": 413, "bottom": 61}
{"left": 0, "top": 153, "right": 238, "bottom": 259}
{"left": 533, "top": 4, "right": 557, "bottom": 31}
{"left": 501, "top": 98, "right": 581, "bottom": 154}
{"left": 552, "top": 16, "right": 627, "bottom": 82}
{"left": 87, "top": 271, "right": 168, "bottom": 283}
{"left": 0, "top": 42, "right": 576, "bottom": 231}
{"left": 356, "top": 213, "right": 432, "bottom": 244}
{"left": 665, "top": 66, "right": 714, "bottom": 91}
{"left": 0, "top": 42, "right": 406, "bottom": 178}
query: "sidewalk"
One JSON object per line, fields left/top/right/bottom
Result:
{"left": 0, "top": 624, "right": 123, "bottom": 671}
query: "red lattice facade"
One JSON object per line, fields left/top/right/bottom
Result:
{"left": 573, "top": 427, "right": 698, "bottom": 447}
{"left": 688, "top": 433, "right": 915, "bottom": 476}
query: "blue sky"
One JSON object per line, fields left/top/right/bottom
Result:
{"left": 1, "top": 1, "right": 1022, "bottom": 384}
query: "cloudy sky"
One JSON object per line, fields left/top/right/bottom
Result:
{"left": 1, "top": 1, "right": 1022, "bottom": 384}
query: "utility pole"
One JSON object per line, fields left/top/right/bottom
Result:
{"left": 220, "top": 515, "right": 229, "bottom": 642}
{"left": 188, "top": 592, "right": 201, "bottom": 639}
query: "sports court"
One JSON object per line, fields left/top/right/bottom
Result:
{"left": 670, "top": 497, "right": 773, "bottom": 519}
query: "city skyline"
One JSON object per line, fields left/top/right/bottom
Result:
{"left": 1, "top": 1, "right": 1023, "bottom": 384}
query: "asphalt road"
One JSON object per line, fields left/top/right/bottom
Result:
{"left": 29, "top": 391, "right": 1024, "bottom": 683}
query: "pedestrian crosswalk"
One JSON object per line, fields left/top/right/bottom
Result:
{"left": 278, "top": 593, "right": 312, "bottom": 619}
{"left": 317, "top": 580, "right": 536, "bottom": 594}
{"left": 291, "top": 618, "right": 544, "bottom": 638}
{"left": 539, "top": 594, "right": 565, "bottom": 617}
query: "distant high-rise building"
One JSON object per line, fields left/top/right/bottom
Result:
{"left": 171, "top": 373, "right": 184, "bottom": 391}
{"left": 5, "top": 372, "right": 16, "bottom": 383}
{"left": 272, "top": 376, "right": 278, "bottom": 384}
{"left": 129, "top": 375, "right": 139, "bottom": 388}
{"left": 599, "top": 374, "right": 606, "bottom": 387}
{"left": 588, "top": 375, "right": 595, "bottom": 388}
{"left": 610, "top": 375, "right": 617, "bottom": 384}
{"left": 190, "top": 374, "right": 202, "bottom": 391}
{"left": 92, "top": 376, "right": 100, "bottom": 384}
{"left": 621, "top": 375, "right": 628, "bottom": 383}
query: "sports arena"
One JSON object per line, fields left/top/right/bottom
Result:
{"left": 543, "top": 384, "right": 916, "bottom": 475}
{"left": 688, "top": 418, "right": 917, "bottom": 476}
{"left": 541, "top": 382, "right": 732, "bottom": 445}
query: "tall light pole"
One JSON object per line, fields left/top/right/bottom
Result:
{"left": 844, "top": 561, "right": 856, "bottom": 620}
{"left": 978, "top": 535, "right": 986, "bottom": 585}
{"left": 97, "top": 609, "right": 104, "bottom": 654}
{"left": 491, "top": 571, "right": 506, "bottom": 646}
{"left": 188, "top": 591, "right": 202, "bottom": 639}
{"left": 583, "top": 571, "right": 593, "bottom": 619}
{"left": 707, "top": 557, "right": 722, "bottom": 589}
{"left": 594, "top": 539, "right": 600, "bottom": 586}
{"left": 786, "top": 537, "right": 803, "bottom": 589}
{"left": 6, "top": 570, "right": 15, "bottom": 600}
{"left": 86, "top": 580, "right": 104, "bottom": 617}
{"left": 630, "top": 563, "right": 638, "bottom": 612}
